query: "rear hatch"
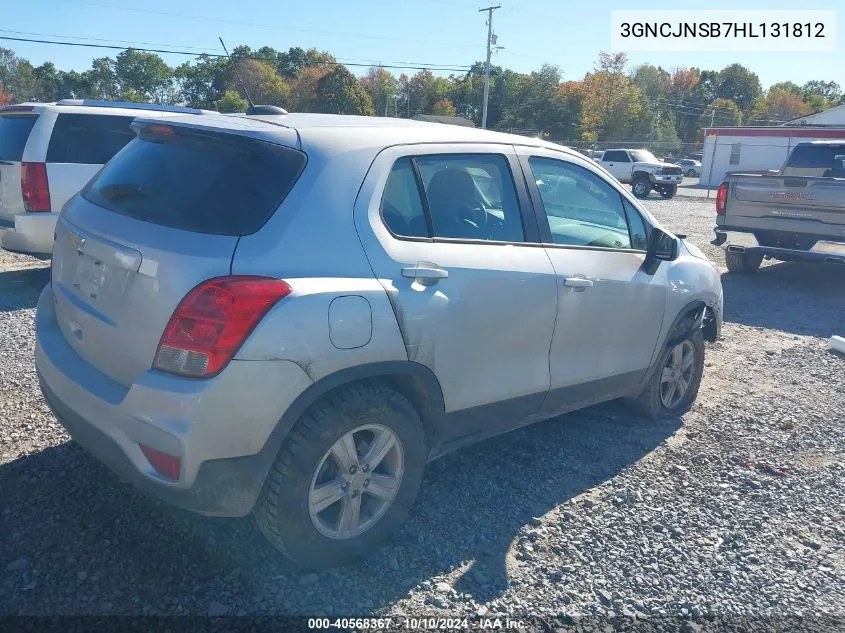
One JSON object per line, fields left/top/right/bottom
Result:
{"left": 731, "top": 144, "right": 845, "bottom": 231}
{"left": 0, "top": 108, "right": 40, "bottom": 224}
{"left": 50, "top": 118, "right": 305, "bottom": 387}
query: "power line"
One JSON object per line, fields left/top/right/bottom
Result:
{"left": 53, "top": 0, "right": 487, "bottom": 50}
{"left": 0, "top": 35, "right": 473, "bottom": 73}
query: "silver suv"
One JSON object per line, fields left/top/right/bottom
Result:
{"left": 35, "top": 112, "right": 723, "bottom": 568}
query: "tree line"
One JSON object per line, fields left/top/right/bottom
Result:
{"left": 1, "top": 45, "right": 842, "bottom": 154}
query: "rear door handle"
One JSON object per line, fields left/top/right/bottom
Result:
{"left": 563, "top": 277, "right": 593, "bottom": 289}
{"left": 402, "top": 264, "right": 448, "bottom": 282}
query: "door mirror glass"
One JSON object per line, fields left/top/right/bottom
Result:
{"left": 647, "top": 228, "right": 678, "bottom": 262}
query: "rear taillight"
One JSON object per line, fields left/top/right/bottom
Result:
{"left": 140, "top": 445, "right": 181, "bottom": 480}
{"left": 153, "top": 276, "right": 292, "bottom": 378}
{"left": 715, "top": 182, "right": 729, "bottom": 216}
{"left": 21, "top": 162, "right": 51, "bottom": 212}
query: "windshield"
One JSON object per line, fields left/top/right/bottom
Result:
{"left": 630, "top": 150, "right": 659, "bottom": 163}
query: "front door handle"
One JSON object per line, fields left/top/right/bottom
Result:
{"left": 563, "top": 277, "right": 594, "bottom": 289}
{"left": 402, "top": 264, "right": 448, "bottom": 283}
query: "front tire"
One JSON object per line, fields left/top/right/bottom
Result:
{"left": 632, "top": 177, "right": 652, "bottom": 199}
{"left": 255, "top": 384, "right": 426, "bottom": 569}
{"left": 659, "top": 186, "right": 677, "bottom": 199}
{"left": 725, "top": 250, "right": 763, "bottom": 274}
{"left": 631, "top": 330, "right": 705, "bottom": 420}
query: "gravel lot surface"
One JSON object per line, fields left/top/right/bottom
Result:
{"left": 2, "top": 197, "right": 844, "bottom": 629}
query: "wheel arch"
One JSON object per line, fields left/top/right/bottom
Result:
{"left": 256, "top": 361, "right": 446, "bottom": 480}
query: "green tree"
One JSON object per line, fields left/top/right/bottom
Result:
{"left": 361, "top": 67, "right": 398, "bottom": 116}
{"left": 699, "top": 98, "right": 742, "bottom": 129}
{"left": 715, "top": 63, "right": 762, "bottom": 114}
{"left": 802, "top": 80, "right": 841, "bottom": 105}
{"left": 215, "top": 89, "right": 248, "bottom": 113}
{"left": 315, "top": 66, "right": 373, "bottom": 115}
{"left": 114, "top": 49, "right": 173, "bottom": 103}
{"left": 83, "top": 57, "right": 119, "bottom": 100}
{"left": 176, "top": 55, "right": 227, "bottom": 108}
{"left": 221, "top": 59, "right": 289, "bottom": 106}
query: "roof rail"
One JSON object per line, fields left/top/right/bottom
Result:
{"left": 54, "top": 99, "right": 215, "bottom": 115}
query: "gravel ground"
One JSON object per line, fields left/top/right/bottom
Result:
{"left": 2, "top": 197, "right": 845, "bottom": 629}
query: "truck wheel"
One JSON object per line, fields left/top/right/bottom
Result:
{"left": 632, "top": 177, "right": 651, "bottom": 199}
{"left": 631, "top": 329, "right": 705, "bottom": 420}
{"left": 725, "top": 250, "right": 763, "bottom": 274}
{"left": 255, "top": 384, "right": 427, "bottom": 569}
{"left": 659, "top": 186, "right": 677, "bottom": 199}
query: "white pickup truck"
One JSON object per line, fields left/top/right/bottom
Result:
{"left": 599, "top": 149, "right": 684, "bottom": 200}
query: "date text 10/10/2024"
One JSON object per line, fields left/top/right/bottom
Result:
{"left": 308, "top": 617, "right": 527, "bottom": 630}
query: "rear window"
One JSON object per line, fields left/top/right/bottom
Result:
{"left": 0, "top": 114, "right": 37, "bottom": 162}
{"left": 782, "top": 144, "right": 845, "bottom": 178}
{"left": 46, "top": 114, "right": 136, "bottom": 165}
{"left": 82, "top": 124, "right": 307, "bottom": 236}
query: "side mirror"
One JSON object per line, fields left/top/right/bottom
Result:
{"left": 646, "top": 228, "right": 679, "bottom": 263}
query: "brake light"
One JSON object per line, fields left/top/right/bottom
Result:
{"left": 715, "top": 182, "right": 728, "bottom": 216}
{"left": 153, "top": 276, "right": 291, "bottom": 378}
{"left": 21, "top": 162, "right": 51, "bottom": 212}
{"left": 140, "top": 445, "right": 181, "bottom": 480}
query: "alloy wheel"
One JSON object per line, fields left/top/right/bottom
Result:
{"left": 660, "top": 340, "right": 696, "bottom": 409}
{"left": 308, "top": 424, "right": 404, "bottom": 540}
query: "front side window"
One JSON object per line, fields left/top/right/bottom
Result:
{"left": 47, "top": 114, "right": 136, "bottom": 164}
{"left": 603, "top": 150, "right": 629, "bottom": 163}
{"left": 630, "top": 150, "right": 658, "bottom": 163}
{"left": 622, "top": 199, "right": 649, "bottom": 250}
{"left": 529, "top": 156, "right": 633, "bottom": 250}
{"left": 380, "top": 153, "right": 525, "bottom": 243}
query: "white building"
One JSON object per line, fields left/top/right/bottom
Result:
{"left": 700, "top": 126, "right": 845, "bottom": 186}
{"left": 699, "top": 104, "right": 845, "bottom": 186}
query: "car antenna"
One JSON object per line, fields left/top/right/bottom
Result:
{"left": 218, "top": 37, "right": 255, "bottom": 108}
{"left": 218, "top": 37, "right": 288, "bottom": 116}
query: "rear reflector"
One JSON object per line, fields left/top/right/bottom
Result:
{"left": 140, "top": 445, "right": 181, "bottom": 480}
{"left": 153, "top": 276, "right": 292, "bottom": 378}
{"left": 21, "top": 162, "right": 51, "bottom": 212}
{"left": 715, "top": 182, "right": 728, "bottom": 216}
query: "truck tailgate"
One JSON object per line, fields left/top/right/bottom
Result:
{"left": 731, "top": 175, "right": 845, "bottom": 229}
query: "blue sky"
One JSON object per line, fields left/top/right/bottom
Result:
{"left": 1, "top": 0, "right": 842, "bottom": 89}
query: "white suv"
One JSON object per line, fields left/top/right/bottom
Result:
{"left": 0, "top": 100, "right": 213, "bottom": 255}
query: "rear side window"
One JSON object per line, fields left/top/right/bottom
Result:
{"left": 0, "top": 115, "right": 37, "bottom": 161}
{"left": 380, "top": 154, "right": 525, "bottom": 243}
{"left": 82, "top": 124, "right": 306, "bottom": 236}
{"left": 46, "top": 114, "right": 136, "bottom": 164}
{"left": 782, "top": 144, "right": 845, "bottom": 178}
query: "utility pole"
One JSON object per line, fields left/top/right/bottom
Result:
{"left": 479, "top": 5, "right": 500, "bottom": 129}
{"left": 710, "top": 108, "right": 716, "bottom": 127}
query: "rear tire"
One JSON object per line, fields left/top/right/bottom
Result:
{"left": 631, "top": 330, "right": 705, "bottom": 420}
{"left": 632, "top": 177, "right": 652, "bottom": 199}
{"left": 725, "top": 250, "right": 763, "bottom": 274}
{"left": 255, "top": 384, "right": 426, "bottom": 569}
{"left": 686, "top": 169, "right": 697, "bottom": 177}
{"left": 659, "top": 186, "right": 677, "bottom": 199}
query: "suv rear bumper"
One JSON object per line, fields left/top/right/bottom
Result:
{"left": 712, "top": 228, "right": 845, "bottom": 265}
{"left": 34, "top": 285, "right": 313, "bottom": 516}
{"left": 0, "top": 212, "right": 58, "bottom": 255}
